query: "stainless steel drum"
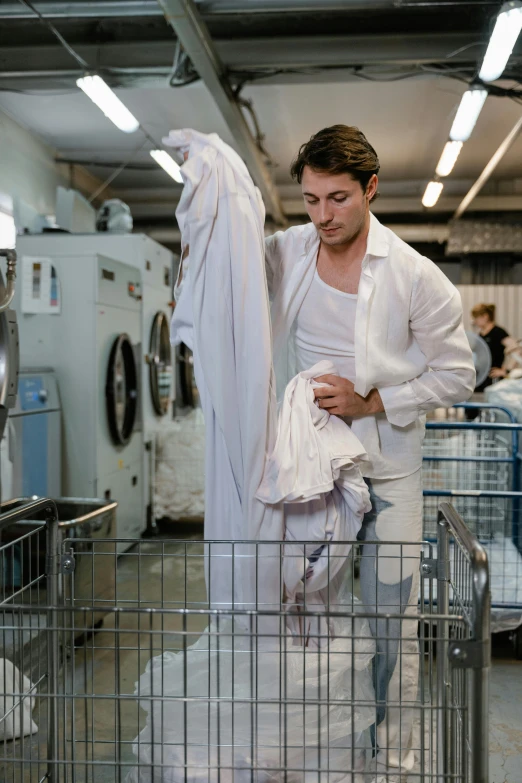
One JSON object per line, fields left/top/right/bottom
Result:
{"left": 148, "top": 311, "right": 173, "bottom": 416}
{"left": 0, "top": 250, "right": 19, "bottom": 445}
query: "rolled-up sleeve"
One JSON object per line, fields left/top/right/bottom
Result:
{"left": 379, "top": 263, "right": 476, "bottom": 427}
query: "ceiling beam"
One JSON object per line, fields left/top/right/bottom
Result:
{"left": 0, "top": 33, "right": 478, "bottom": 75}
{"left": 156, "top": 0, "right": 286, "bottom": 225}
{"left": 0, "top": 0, "right": 490, "bottom": 19}
{"left": 454, "top": 114, "right": 522, "bottom": 219}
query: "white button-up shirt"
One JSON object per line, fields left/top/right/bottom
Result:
{"left": 265, "top": 214, "right": 475, "bottom": 479}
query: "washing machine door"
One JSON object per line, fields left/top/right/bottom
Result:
{"left": 149, "top": 311, "right": 172, "bottom": 416}
{"left": 178, "top": 342, "right": 199, "bottom": 408}
{"left": 106, "top": 333, "right": 138, "bottom": 446}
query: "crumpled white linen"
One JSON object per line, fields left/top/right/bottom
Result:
{"left": 0, "top": 658, "right": 38, "bottom": 740}
{"left": 127, "top": 603, "right": 375, "bottom": 783}
{"left": 257, "top": 360, "right": 371, "bottom": 621}
{"left": 154, "top": 409, "right": 205, "bottom": 520}
{"left": 257, "top": 361, "right": 369, "bottom": 506}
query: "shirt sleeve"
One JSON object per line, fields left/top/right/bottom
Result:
{"left": 379, "top": 261, "right": 476, "bottom": 427}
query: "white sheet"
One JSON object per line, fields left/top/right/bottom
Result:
{"left": 169, "top": 129, "right": 283, "bottom": 614}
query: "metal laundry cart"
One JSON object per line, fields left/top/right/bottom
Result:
{"left": 423, "top": 403, "right": 522, "bottom": 652}
{"left": 423, "top": 404, "right": 522, "bottom": 502}
{"left": 1, "top": 500, "right": 490, "bottom": 782}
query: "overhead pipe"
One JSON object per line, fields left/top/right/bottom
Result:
{"left": 0, "top": 0, "right": 494, "bottom": 18}
{"left": 454, "top": 113, "right": 522, "bottom": 219}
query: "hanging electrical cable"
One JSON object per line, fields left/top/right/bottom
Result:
{"left": 14, "top": 0, "right": 185, "bottom": 192}
{"left": 15, "top": 0, "right": 89, "bottom": 69}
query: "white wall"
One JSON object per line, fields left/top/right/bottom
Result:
{"left": 0, "top": 107, "right": 66, "bottom": 216}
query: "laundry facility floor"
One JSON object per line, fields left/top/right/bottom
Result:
{"left": 5, "top": 525, "right": 521, "bottom": 783}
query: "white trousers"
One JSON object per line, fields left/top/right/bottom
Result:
{"left": 357, "top": 468, "right": 423, "bottom": 773}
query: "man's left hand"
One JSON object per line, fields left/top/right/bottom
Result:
{"left": 314, "top": 374, "right": 385, "bottom": 418}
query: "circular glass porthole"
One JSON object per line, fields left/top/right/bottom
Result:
{"left": 178, "top": 342, "right": 199, "bottom": 408}
{"left": 149, "top": 311, "right": 172, "bottom": 416}
{"left": 106, "top": 333, "right": 138, "bottom": 446}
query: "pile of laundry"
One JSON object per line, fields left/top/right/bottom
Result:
{"left": 154, "top": 408, "right": 205, "bottom": 521}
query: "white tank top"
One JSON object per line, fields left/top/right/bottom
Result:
{"left": 295, "top": 269, "right": 357, "bottom": 381}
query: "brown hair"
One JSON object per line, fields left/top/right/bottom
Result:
{"left": 471, "top": 303, "right": 496, "bottom": 322}
{"left": 290, "top": 125, "right": 380, "bottom": 201}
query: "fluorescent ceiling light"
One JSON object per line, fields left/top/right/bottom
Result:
{"left": 422, "top": 181, "right": 443, "bottom": 208}
{"left": 150, "top": 150, "right": 184, "bottom": 184}
{"left": 479, "top": 0, "right": 522, "bottom": 82}
{"left": 435, "top": 141, "right": 464, "bottom": 177}
{"left": 449, "top": 89, "right": 488, "bottom": 142}
{"left": 76, "top": 75, "right": 140, "bottom": 133}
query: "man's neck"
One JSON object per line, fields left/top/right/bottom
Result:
{"left": 319, "top": 212, "right": 370, "bottom": 269}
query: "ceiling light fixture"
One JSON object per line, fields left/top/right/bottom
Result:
{"left": 76, "top": 75, "right": 140, "bottom": 133}
{"left": 422, "top": 181, "right": 444, "bottom": 208}
{"left": 150, "top": 150, "right": 184, "bottom": 183}
{"left": 435, "top": 141, "right": 464, "bottom": 177}
{"left": 449, "top": 88, "right": 488, "bottom": 142}
{"left": 479, "top": 0, "right": 522, "bottom": 82}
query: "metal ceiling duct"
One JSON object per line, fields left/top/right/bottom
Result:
{"left": 0, "top": 0, "right": 490, "bottom": 17}
{"left": 447, "top": 220, "right": 522, "bottom": 255}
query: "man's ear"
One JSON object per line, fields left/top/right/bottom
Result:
{"left": 366, "top": 174, "right": 379, "bottom": 202}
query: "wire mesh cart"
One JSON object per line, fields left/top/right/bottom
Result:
{"left": 1, "top": 499, "right": 490, "bottom": 782}
{"left": 423, "top": 404, "right": 522, "bottom": 649}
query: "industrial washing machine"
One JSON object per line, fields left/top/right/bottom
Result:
{"left": 41, "top": 233, "right": 178, "bottom": 527}
{"left": 14, "top": 236, "right": 144, "bottom": 545}
{"left": 0, "top": 249, "right": 19, "bottom": 503}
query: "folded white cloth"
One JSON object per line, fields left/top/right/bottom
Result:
{"left": 0, "top": 658, "right": 38, "bottom": 740}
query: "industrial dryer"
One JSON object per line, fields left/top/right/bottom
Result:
{"left": 14, "top": 235, "right": 144, "bottom": 544}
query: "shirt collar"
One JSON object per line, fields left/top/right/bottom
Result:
{"left": 301, "top": 212, "right": 390, "bottom": 258}
{"left": 366, "top": 212, "right": 390, "bottom": 259}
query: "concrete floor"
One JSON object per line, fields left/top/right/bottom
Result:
{"left": 3, "top": 525, "right": 521, "bottom": 782}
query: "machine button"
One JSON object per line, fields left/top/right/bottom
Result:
{"left": 38, "top": 389, "right": 48, "bottom": 404}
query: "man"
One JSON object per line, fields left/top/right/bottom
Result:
{"left": 265, "top": 125, "right": 475, "bottom": 782}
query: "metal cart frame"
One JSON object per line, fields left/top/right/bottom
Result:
{"left": 1, "top": 499, "right": 490, "bottom": 783}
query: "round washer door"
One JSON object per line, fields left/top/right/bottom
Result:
{"left": 178, "top": 342, "right": 199, "bottom": 408}
{"left": 149, "top": 311, "right": 172, "bottom": 416}
{"left": 106, "top": 333, "right": 138, "bottom": 446}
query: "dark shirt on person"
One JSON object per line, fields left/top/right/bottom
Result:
{"left": 476, "top": 325, "right": 509, "bottom": 391}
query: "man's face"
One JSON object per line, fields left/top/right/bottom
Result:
{"left": 300, "top": 167, "right": 377, "bottom": 246}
